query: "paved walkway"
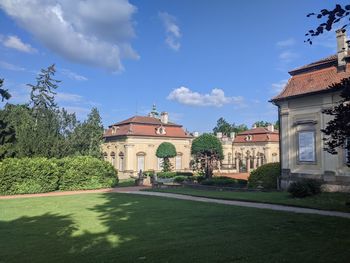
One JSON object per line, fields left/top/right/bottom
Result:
{"left": 125, "top": 191, "right": 350, "bottom": 219}
{"left": 1, "top": 187, "right": 350, "bottom": 219}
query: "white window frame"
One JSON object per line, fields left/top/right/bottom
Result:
{"left": 297, "top": 131, "right": 316, "bottom": 164}
{"left": 175, "top": 155, "right": 182, "bottom": 170}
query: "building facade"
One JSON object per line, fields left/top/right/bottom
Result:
{"left": 102, "top": 111, "right": 193, "bottom": 179}
{"left": 271, "top": 29, "right": 350, "bottom": 192}
{"left": 219, "top": 125, "right": 280, "bottom": 173}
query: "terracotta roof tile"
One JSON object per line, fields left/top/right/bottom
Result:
{"left": 112, "top": 116, "right": 180, "bottom": 127}
{"left": 272, "top": 56, "right": 350, "bottom": 101}
{"left": 233, "top": 127, "right": 279, "bottom": 143}
{"left": 104, "top": 116, "right": 191, "bottom": 139}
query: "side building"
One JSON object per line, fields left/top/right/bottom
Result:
{"left": 271, "top": 29, "right": 350, "bottom": 192}
{"left": 102, "top": 111, "right": 193, "bottom": 179}
{"left": 219, "top": 125, "right": 279, "bottom": 173}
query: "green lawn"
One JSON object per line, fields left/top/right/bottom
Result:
{"left": 1, "top": 193, "right": 350, "bottom": 263}
{"left": 145, "top": 187, "right": 350, "bottom": 212}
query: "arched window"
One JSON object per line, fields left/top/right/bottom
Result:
{"left": 175, "top": 153, "right": 182, "bottom": 170}
{"left": 118, "top": 152, "right": 124, "bottom": 171}
{"left": 157, "top": 158, "right": 163, "bottom": 170}
{"left": 136, "top": 152, "right": 146, "bottom": 172}
{"left": 228, "top": 153, "right": 232, "bottom": 164}
{"left": 103, "top": 152, "right": 108, "bottom": 161}
{"left": 110, "top": 152, "right": 116, "bottom": 166}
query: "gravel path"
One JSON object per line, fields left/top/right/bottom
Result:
{"left": 125, "top": 190, "right": 350, "bottom": 219}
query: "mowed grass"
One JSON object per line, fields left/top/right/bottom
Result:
{"left": 147, "top": 187, "right": 350, "bottom": 212}
{"left": 1, "top": 193, "right": 350, "bottom": 263}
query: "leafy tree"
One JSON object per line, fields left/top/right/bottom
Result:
{"left": 0, "top": 79, "right": 11, "bottom": 102}
{"left": 213, "top": 117, "right": 248, "bottom": 136}
{"left": 305, "top": 4, "right": 350, "bottom": 44}
{"left": 191, "top": 133, "right": 224, "bottom": 178}
{"left": 72, "top": 108, "right": 104, "bottom": 158}
{"left": 253, "top": 121, "right": 271, "bottom": 128}
{"left": 322, "top": 78, "right": 350, "bottom": 166}
{"left": 0, "top": 105, "right": 16, "bottom": 159}
{"left": 156, "top": 142, "right": 177, "bottom": 172}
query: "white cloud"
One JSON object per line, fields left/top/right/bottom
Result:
{"left": 279, "top": 50, "right": 298, "bottom": 63}
{"left": 55, "top": 92, "right": 83, "bottom": 103}
{"left": 0, "top": 60, "right": 26, "bottom": 71}
{"left": 61, "top": 68, "right": 88, "bottom": 81}
{"left": 167, "top": 86, "right": 244, "bottom": 107}
{"left": 1, "top": 35, "right": 37, "bottom": 53}
{"left": 0, "top": 0, "right": 139, "bottom": 72}
{"left": 159, "top": 12, "right": 181, "bottom": 51}
{"left": 271, "top": 79, "right": 288, "bottom": 94}
{"left": 276, "top": 38, "right": 296, "bottom": 48}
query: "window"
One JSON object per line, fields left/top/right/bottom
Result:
{"left": 298, "top": 131, "right": 316, "bottom": 163}
{"left": 345, "top": 138, "right": 350, "bottom": 165}
{"left": 110, "top": 152, "right": 116, "bottom": 167}
{"left": 136, "top": 152, "right": 145, "bottom": 172}
{"left": 118, "top": 152, "right": 124, "bottom": 171}
{"left": 272, "top": 153, "right": 278, "bottom": 163}
{"left": 103, "top": 152, "right": 108, "bottom": 161}
{"left": 157, "top": 158, "right": 163, "bottom": 170}
{"left": 175, "top": 155, "right": 182, "bottom": 170}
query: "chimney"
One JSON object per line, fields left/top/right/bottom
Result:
{"left": 230, "top": 132, "right": 235, "bottom": 139}
{"left": 160, "top": 112, "right": 169, "bottom": 124}
{"left": 252, "top": 124, "right": 257, "bottom": 129}
{"left": 267, "top": 124, "right": 274, "bottom": 132}
{"left": 216, "top": 132, "right": 223, "bottom": 139}
{"left": 336, "top": 29, "right": 348, "bottom": 71}
{"left": 193, "top": 131, "right": 199, "bottom": 137}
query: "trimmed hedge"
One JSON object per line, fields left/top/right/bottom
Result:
{"left": 0, "top": 158, "right": 60, "bottom": 195}
{"left": 157, "top": 171, "right": 193, "bottom": 178}
{"left": 201, "top": 176, "right": 247, "bottom": 187}
{"left": 248, "top": 162, "right": 280, "bottom": 189}
{"left": 288, "top": 179, "right": 322, "bottom": 198}
{"left": 58, "top": 156, "right": 118, "bottom": 191}
{"left": 0, "top": 156, "right": 118, "bottom": 195}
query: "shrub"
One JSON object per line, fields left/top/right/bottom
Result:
{"left": 0, "top": 158, "right": 60, "bottom": 195}
{"left": 157, "top": 171, "right": 193, "bottom": 178}
{"left": 248, "top": 162, "right": 280, "bottom": 189}
{"left": 58, "top": 156, "right": 118, "bottom": 191}
{"left": 173, "top": 176, "right": 187, "bottom": 183}
{"left": 195, "top": 175, "right": 206, "bottom": 183}
{"left": 288, "top": 179, "right": 322, "bottom": 198}
{"left": 201, "top": 176, "right": 247, "bottom": 187}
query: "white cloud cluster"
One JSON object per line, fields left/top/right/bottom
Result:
{"left": 1, "top": 35, "right": 37, "bottom": 53}
{"left": 271, "top": 79, "right": 288, "bottom": 94}
{"left": 278, "top": 50, "right": 298, "bottom": 63}
{"left": 61, "top": 68, "right": 88, "bottom": 81}
{"left": 0, "top": 60, "right": 26, "bottom": 71}
{"left": 0, "top": 0, "right": 138, "bottom": 71}
{"left": 167, "top": 86, "right": 244, "bottom": 107}
{"left": 276, "top": 38, "right": 295, "bottom": 48}
{"left": 159, "top": 12, "right": 181, "bottom": 51}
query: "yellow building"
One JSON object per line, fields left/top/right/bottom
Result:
{"left": 219, "top": 125, "right": 280, "bottom": 174}
{"left": 271, "top": 29, "right": 350, "bottom": 192}
{"left": 102, "top": 110, "right": 193, "bottom": 179}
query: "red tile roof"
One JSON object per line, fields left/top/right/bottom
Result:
{"left": 272, "top": 55, "right": 350, "bottom": 101}
{"left": 104, "top": 116, "right": 192, "bottom": 139}
{"left": 233, "top": 127, "right": 279, "bottom": 143}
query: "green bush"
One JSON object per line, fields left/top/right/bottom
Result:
{"left": 248, "top": 163, "right": 280, "bottom": 189}
{"left": 173, "top": 176, "right": 187, "bottom": 183}
{"left": 0, "top": 158, "right": 60, "bottom": 195}
{"left": 201, "top": 176, "right": 247, "bottom": 187}
{"left": 0, "top": 156, "right": 118, "bottom": 195}
{"left": 58, "top": 156, "right": 118, "bottom": 191}
{"left": 288, "top": 179, "right": 322, "bottom": 198}
{"left": 157, "top": 171, "right": 193, "bottom": 178}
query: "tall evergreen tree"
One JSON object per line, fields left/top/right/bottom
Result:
{"left": 28, "top": 64, "right": 60, "bottom": 112}
{"left": 0, "top": 79, "right": 11, "bottom": 102}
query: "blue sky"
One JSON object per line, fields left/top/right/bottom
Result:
{"left": 0, "top": 0, "right": 347, "bottom": 132}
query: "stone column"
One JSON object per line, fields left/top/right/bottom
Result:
{"left": 246, "top": 151, "right": 251, "bottom": 172}
{"left": 257, "top": 153, "right": 261, "bottom": 167}
{"left": 124, "top": 144, "right": 135, "bottom": 174}
{"left": 235, "top": 156, "right": 240, "bottom": 172}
